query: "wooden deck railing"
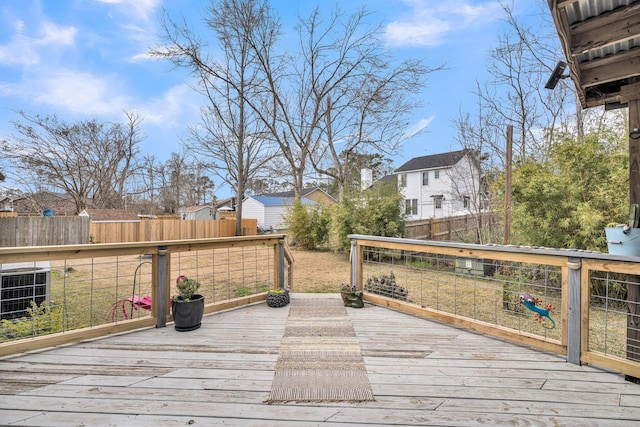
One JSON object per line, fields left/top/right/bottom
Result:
{"left": 0, "top": 235, "right": 291, "bottom": 356}
{"left": 349, "top": 234, "right": 640, "bottom": 379}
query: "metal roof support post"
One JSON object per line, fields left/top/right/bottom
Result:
{"left": 623, "top": 85, "right": 640, "bottom": 380}
{"left": 567, "top": 257, "right": 582, "bottom": 365}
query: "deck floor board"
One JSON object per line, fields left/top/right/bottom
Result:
{"left": 1, "top": 293, "right": 638, "bottom": 426}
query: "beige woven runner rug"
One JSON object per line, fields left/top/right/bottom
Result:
{"left": 266, "top": 297, "right": 375, "bottom": 403}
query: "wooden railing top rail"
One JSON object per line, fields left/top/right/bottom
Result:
{"left": 348, "top": 234, "right": 633, "bottom": 263}
{"left": 0, "top": 234, "right": 287, "bottom": 264}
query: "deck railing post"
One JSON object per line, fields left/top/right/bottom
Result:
{"left": 351, "top": 239, "right": 360, "bottom": 290}
{"left": 156, "top": 245, "right": 168, "bottom": 328}
{"left": 567, "top": 257, "right": 582, "bottom": 365}
{"left": 277, "top": 239, "right": 285, "bottom": 289}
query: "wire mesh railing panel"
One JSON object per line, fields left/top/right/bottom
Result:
{"left": 361, "top": 246, "right": 562, "bottom": 341}
{"left": 0, "top": 254, "right": 155, "bottom": 343}
{"left": 588, "top": 270, "right": 640, "bottom": 361}
{"left": 170, "top": 246, "right": 274, "bottom": 302}
{"left": 1, "top": 237, "right": 282, "bottom": 346}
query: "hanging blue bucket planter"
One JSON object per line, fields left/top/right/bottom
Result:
{"left": 605, "top": 226, "right": 640, "bottom": 257}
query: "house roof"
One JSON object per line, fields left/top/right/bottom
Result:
{"left": 181, "top": 205, "right": 211, "bottom": 213}
{"left": 377, "top": 174, "right": 397, "bottom": 184}
{"left": 548, "top": 0, "right": 640, "bottom": 109}
{"left": 8, "top": 191, "right": 79, "bottom": 216}
{"left": 79, "top": 209, "right": 140, "bottom": 221}
{"left": 396, "top": 149, "right": 470, "bottom": 173}
{"left": 261, "top": 188, "right": 334, "bottom": 200}
{"left": 246, "top": 195, "right": 316, "bottom": 207}
{"left": 214, "top": 197, "right": 235, "bottom": 209}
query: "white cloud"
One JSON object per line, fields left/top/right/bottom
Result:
{"left": 16, "top": 69, "right": 131, "bottom": 115}
{"left": 129, "top": 51, "right": 155, "bottom": 62}
{"left": 92, "top": 0, "right": 163, "bottom": 61}
{"left": 140, "top": 84, "right": 201, "bottom": 127}
{"left": 385, "top": 0, "right": 502, "bottom": 47}
{"left": 36, "top": 22, "right": 76, "bottom": 46}
{"left": 0, "top": 35, "right": 40, "bottom": 66}
{"left": 93, "top": 0, "right": 161, "bottom": 22}
{"left": 386, "top": 21, "right": 450, "bottom": 47}
{"left": 0, "top": 19, "right": 76, "bottom": 67}
{"left": 403, "top": 115, "right": 434, "bottom": 140}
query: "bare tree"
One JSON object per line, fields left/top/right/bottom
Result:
{"left": 152, "top": 152, "right": 210, "bottom": 214}
{"left": 4, "top": 110, "right": 144, "bottom": 213}
{"left": 151, "top": 0, "right": 277, "bottom": 235}
{"left": 129, "top": 152, "right": 215, "bottom": 215}
{"left": 152, "top": 1, "right": 438, "bottom": 208}
{"left": 255, "top": 6, "right": 439, "bottom": 197}
{"left": 471, "top": 1, "right": 576, "bottom": 162}
{"left": 133, "top": 153, "right": 161, "bottom": 214}
{"left": 319, "top": 152, "right": 393, "bottom": 196}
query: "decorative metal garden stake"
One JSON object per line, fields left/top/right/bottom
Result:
{"left": 518, "top": 292, "right": 556, "bottom": 329}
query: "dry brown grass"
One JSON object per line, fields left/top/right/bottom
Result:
{"left": 289, "top": 247, "right": 351, "bottom": 293}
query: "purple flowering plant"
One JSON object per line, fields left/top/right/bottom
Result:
{"left": 340, "top": 282, "right": 358, "bottom": 292}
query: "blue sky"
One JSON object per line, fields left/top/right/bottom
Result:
{"left": 0, "top": 0, "right": 543, "bottom": 196}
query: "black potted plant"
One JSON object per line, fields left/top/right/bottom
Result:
{"left": 266, "top": 288, "right": 290, "bottom": 307}
{"left": 172, "top": 275, "right": 205, "bottom": 331}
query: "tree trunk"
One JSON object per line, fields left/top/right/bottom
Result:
{"left": 235, "top": 185, "right": 244, "bottom": 236}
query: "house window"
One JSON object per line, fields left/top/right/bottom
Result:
{"left": 399, "top": 174, "right": 407, "bottom": 188}
{"left": 463, "top": 196, "right": 470, "bottom": 209}
{"left": 422, "top": 171, "right": 429, "bottom": 186}
{"left": 405, "top": 199, "right": 417, "bottom": 215}
{"left": 434, "top": 170, "right": 440, "bottom": 179}
{"left": 434, "top": 196, "right": 443, "bottom": 209}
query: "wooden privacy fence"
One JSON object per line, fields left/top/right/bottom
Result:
{"left": 0, "top": 217, "right": 257, "bottom": 246}
{"left": 404, "top": 213, "right": 495, "bottom": 240}
{"left": 91, "top": 219, "right": 258, "bottom": 243}
{"left": 0, "top": 217, "right": 90, "bottom": 247}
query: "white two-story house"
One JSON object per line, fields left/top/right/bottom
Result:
{"left": 396, "top": 149, "right": 480, "bottom": 220}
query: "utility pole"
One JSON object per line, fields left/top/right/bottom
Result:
{"left": 504, "top": 125, "right": 513, "bottom": 245}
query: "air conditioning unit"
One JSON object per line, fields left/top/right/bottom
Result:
{"left": 455, "top": 257, "right": 495, "bottom": 277}
{"left": 0, "top": 261, "right": 51, "bottom": 320}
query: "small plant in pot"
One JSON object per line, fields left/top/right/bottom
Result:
{"left": 266, "top": 288, "right": 290, "bottom": 307}
{"left": 172, "top": 275, "right": 205, "bottom": 332}
{"left": 340, "top": 282, "right": 363, "bottom": 308}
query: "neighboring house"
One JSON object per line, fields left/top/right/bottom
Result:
{"left": 8, "top": 192, "right": 79, "bottom": 216}
{"left": 214, "top": 197, "right": 236, "bottom": 211}
{"left": 395, "top": 149, "right": 480, "bottom": 220}
{"left": 179, "top": 205, "right": 213, "bottom": 220}
{"left": 262, "top": 188, "right": 337, "bottom": 206}
{"left": 79, "top": 209, "right": 140, "bottom": 223}
{"left": 179, "top": 198, "right": 237, "bottom": 220}
{"left": 241, "top": 195, "right": 316, "bottom": 231}
{"left": 213, "top": 197, "right": 236, "bottom": 220}
{"left": 0, "top": 196, "right": 13, "bottom": 212}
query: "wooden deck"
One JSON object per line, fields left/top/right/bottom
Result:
{"left": 1, "top": 293, "right": 639, "bottom": 426}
